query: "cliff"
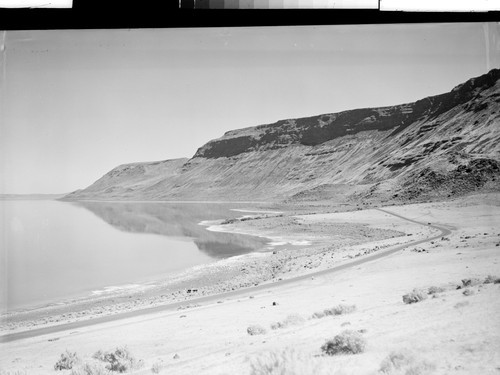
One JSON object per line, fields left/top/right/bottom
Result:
{"left": 64, "top": 69, "right": 500, "bottom": 203}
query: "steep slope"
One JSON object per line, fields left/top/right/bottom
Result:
{"left": 64, "top": 69, "right": 500, "bottom": 202}
{"left": 64, "top": 158, "right": 188, "bottom": 200}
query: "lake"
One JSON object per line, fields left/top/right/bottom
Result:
{"left": 0, "top": 200, "right": 270, "bottom": 312}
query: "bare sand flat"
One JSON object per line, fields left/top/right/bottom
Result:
{"left": 1, "top": 194, "right": 499, "bottom": 374}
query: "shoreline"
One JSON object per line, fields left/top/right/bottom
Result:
{"left": 1, "top": 205, "right": 281, "bottom": 318}
{"left": 1, "top": 194, "right": 499, "bottom": 374}
{"left": 0, "top": 217, "right": 449, "bottom": 343}
{"left": 0, "top": 204, "right": 435, "bottom": 339}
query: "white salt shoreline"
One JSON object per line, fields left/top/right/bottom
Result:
{"left": 1, "top": 205, "right": 415, "bottom": 335}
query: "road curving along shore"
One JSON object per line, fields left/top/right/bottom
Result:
{"left": 0, "top": 208, "right": 452, "bottom": 343}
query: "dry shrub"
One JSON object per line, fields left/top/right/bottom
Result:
{"left": 427, "top": 286, "right": 445, "bottom": 295}
{"left": 311, "top": 311, "right": 326, "bottom": 319}
{"left": 484, "top": 275, "right": 500, "bottom": 284}
{"left": 461, "top": 278, "right": 482, "bottom": 287}
{"left": 379, "top": 350, "right": 435, "bottom": 374}
{"left": 249, "top": 348, "right": 342, "bottom": 375}
{"left": 402, "top": 290, "right": 427, "bottom": 304}
{"left": 70, "top": 362, "right": 108, "bottom": 375}
{"left": 54, "top": 351, "right": 80, "bottom": 370}
{"left": 325, "top": 304, "right": 356, "bottom": 316}
{"left": 321, "top": 330, "right": 366, "bottom": 356}
{"left": 271, "top": 314, "right": 305, "bottom": 330}
{"left": 312, "top": 304, "right": 356, "bottom": 319}
{"left": 247, "top": 325, "right": 267, "bottom": 335}
{"left": 93, "top": 347, "right": 142, "bottom": 373}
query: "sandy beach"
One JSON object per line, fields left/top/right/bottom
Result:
{"left": 1, "top": 192, "right": 499, "bottom": 374}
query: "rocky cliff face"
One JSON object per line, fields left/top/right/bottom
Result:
{"left": 64, "top": 69, "right": 500, "bottom": 203}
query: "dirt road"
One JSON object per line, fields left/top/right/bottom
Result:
{"left": 0, "top": 208, "right": 451, "bottom": 343}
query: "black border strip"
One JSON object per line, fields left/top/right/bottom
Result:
{"left": 0, "top": 1, "right": 499, "bottom": 30}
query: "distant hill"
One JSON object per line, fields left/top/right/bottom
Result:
{"left": 64, "top": 69, "right": 500, "bottom": 203}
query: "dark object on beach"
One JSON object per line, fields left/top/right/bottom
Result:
{"left": 461, "top": 278, "right": 481, "bottom": 287}
{"left": 462, "top": 288, "right": 475, "bottom": 296}
{"left": 272, "top": 301, "right": 278, "bottom": 306}
{"left": 173, "top": 354, "right": 180, "bottom": 360}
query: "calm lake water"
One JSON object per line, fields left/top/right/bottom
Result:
{"left": 0, "top": 200, "right": 270, "bottom": 311}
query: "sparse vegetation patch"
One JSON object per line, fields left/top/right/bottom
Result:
{"left": 247, "top": 325, "right": 267, "bottom": 335}
{"left": 249, "top": 349, "right": 332, "bottom": 375}
{"left": 321, "top": 330, "right": 366, "bottom": 355}
{"left": 92, "top": 347, "right": 142, "bottom": 373}
{"left": 402, "top": 289, "right": 428, "bottom": 304}
{"left": 54, "top": 351, "right": 80, "bottom": 370}
{"left": 311, "top": 304, "right": 356, "bottom": 319}
{"left": 271, "top": 314, "right": 306, "bottom": 330}
{"left": 461, "top": 278, "right": 482, "bottom": 288}
{"left": 427, "top": 286, "right": 446, "bottom": 295}
{"left": 69, "top": 362, "right": 108, "bottom": 375}
{"left": 484, "top": 275, "right": 500, "bottom": 284}
{"left": 379, "top": 350, "right": 435, "bottom": 374}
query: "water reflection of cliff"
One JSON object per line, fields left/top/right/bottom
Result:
{"left": 74, "top": 201, "right": 269, "bottom": 259}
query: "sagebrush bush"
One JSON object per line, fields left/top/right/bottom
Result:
{"left": 379, "top": 350, "right": 435, "bottom": 374}
{"left": 311, "top": 311, "right": 326, "bottom": 319}
{"left": 54, "top": 350, "right": 80, "bottom": 370}
{"left": 484, "top": 275, "right": 500, "bottom": 284}
{"left": 271, "top": 314, "right": 305, "bottom": 330}
{"left": 247, "top": 325, "right": 267, "bottom": 335}
{"left": 93, "top": 347, "right": 141, "bottom": 373}
{"left": 312, "top": 304, "right": 356, "bottom": 319}
{"left": 69, "top": 362, "right": 108, "bottom": 375}
{"left": 326, "top": 304, "right": 356, "bottom": 316}
{"left": 321, "top": 330, "right": 366, "bottom": 355}
{"left": 379, "top": 350, "right": 414, "bottom": 373}
{"left": 427, "top": 286, "right": 445, "bottom": 295}
{"left": 402, "top": 289, "right": 427, "bottom": 304}
{"left": 249, "top": 348, "right": 337, "bottom": 375}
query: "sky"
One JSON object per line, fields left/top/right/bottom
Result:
{"left": 1, "top": 23, "right": 499, "bottom": 194}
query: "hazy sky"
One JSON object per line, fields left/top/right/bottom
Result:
{"left": 1, "top": 23, "right": 499, "bottom": 194}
